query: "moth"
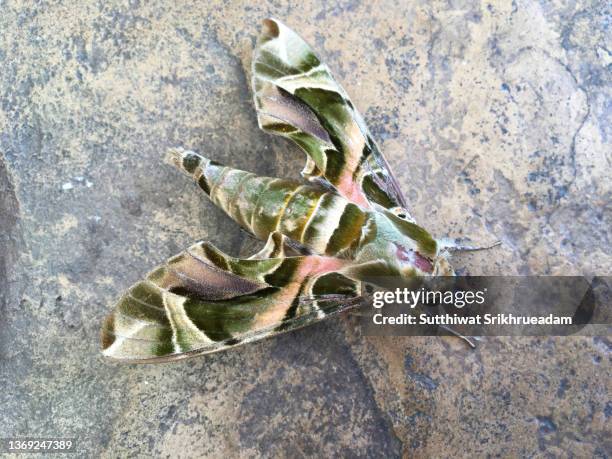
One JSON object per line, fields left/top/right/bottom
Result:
{"left": 101, "top": 18, "right": 494, "bottom": 362}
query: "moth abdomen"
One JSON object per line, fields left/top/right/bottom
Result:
{"left": 167, "top": 148, "right": 306, "bottom": 238}
{"left": 166, "top": 148, "right": 371, "bottom": 258}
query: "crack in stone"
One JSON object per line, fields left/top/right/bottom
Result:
{"left": 0, "top": 151, "right": 22, "bottom": 359}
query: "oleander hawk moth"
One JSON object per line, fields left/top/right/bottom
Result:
{"left": 101, "top": 18, "right": 484, "bottom": 362}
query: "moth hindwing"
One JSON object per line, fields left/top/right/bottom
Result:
{"left": 101, "top": 234, "right": 365, "bottom": 362}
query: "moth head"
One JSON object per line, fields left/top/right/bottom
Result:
{"left": 393, "top": 242, "right": 456, "bottom": 278}
{"left": 374, "top": 207, "right": 455, "bottom": 278}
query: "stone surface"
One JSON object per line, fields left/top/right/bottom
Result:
{"left": 1, "top": 0, "right": 610, "bottom": 457}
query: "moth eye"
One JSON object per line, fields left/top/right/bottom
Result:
{"left": 397, "top": 213, "right": 406, "bottom": 219}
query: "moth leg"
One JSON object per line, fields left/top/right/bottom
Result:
{"left": 438, "top": 324, "right": 477, "bottom": 349}
{"left": 346, "top": 310, "right": 477, "bottom": 347}
{"left": 421, "top": 307, "right": 477, "bottom": 348}
{"left": 438, "top": 238, "right": 501, "bottom": 253}
{"left": 347, "top": 309, "right": 370, "bottom": 317}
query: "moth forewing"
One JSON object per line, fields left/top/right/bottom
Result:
{"left": 252, "top": 18, "right": 409, "bottom": 210}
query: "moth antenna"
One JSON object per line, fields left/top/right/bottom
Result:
{"left": 438, "top": 238, "right": 501, "bottom": 253}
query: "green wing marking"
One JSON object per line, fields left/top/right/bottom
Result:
{"left": 252, "top": 18, "right": 408, "bottom": 211}
{"left": 101, "top": 233, "right": 364, "bottom": 362}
